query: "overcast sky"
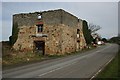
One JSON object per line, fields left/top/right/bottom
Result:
{"left": 1, "top": 1, "right": 119, "bottom": 41}
{"left": 118, "top": 2, "right": 120, "bottom": 36}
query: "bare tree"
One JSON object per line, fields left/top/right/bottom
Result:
{"left": 89, "top": 23, "right": 101, "bottom": 33}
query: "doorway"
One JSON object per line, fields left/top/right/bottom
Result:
{"left": 34, "top": 41, "right": 45, "bottom": 55}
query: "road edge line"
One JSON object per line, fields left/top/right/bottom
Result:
{"left": 89, "top": 56, "right": 115, "bottom": 80}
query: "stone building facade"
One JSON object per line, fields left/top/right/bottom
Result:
{"left": 12, "top": 9, "right": 86, "bottom": 55}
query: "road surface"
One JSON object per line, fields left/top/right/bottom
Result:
{"left": 3, "top": 43, "right": 118, "bottom": 78}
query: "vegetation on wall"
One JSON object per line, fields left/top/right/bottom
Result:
{"left": 9, "top": 22, "right": 19, "bottom": 46}
{"left": 82, "top": 20, "right": 93, "bottom": 45}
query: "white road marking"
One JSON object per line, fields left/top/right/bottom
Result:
{"left": 38, "top": 61, "right": 77, "bottom": 77}
{"left": 37, "top": 45, "right": 113, "bottom": 77}
{"left": 90, "top": 56, "right": 115, "bottom": 80}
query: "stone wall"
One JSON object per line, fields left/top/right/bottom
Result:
{"left": 43, "top": 24, "right": 63, "bottom": 55}
{"left": 42, "top": 10, "right": 62, "bottom": 25}
{"left": 13, "top": 9, "right": 78, "bottom": 28}
{"left": 12, "top": 9, "right": 87, "bottom": 55}
{"left": 62, "top": 10, "right": 78, "bottom": 27}
{"left": 13, "top": 13, "right": 38, "bottom": 27}
{"left": 13, "top": 24, "right": 83, "bottom": 55}
{"left": 79, "top": 20, "right": 87, "bottom": 49}
{"left": 61, "top": 24, "right": 76, "bottom": 54}
{"left": 13, "top": 25, "right": 36, "bottom": 51}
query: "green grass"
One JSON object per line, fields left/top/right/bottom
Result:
{"left": 3, "top": 52, "right": 43, "bottom": 68}
{"left": 2, "top": 41, "right": 97, "bottom": 69}
{"left": 96, "top": 47, "right": 119, "bottom": 79}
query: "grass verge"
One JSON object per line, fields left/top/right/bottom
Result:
{"left": 2, "top": 41, "right": 97, "bottom": 70}
{"left": 96, "top": 45, "right": 119, "bottom": 79}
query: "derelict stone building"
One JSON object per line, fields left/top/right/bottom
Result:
{"left": 11, "top": 9, "right": 86, "bottom": 55}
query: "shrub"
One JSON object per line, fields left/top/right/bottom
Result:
{"left": 83, "top": 20, "right": 93, "bottom": 45}
{"left": 9, "top": 22, "right": 19, "bottom": 46}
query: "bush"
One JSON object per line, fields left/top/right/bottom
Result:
{"left": 83, "top": 20, "right": 93, "bottom": 45}
{"left": 9, "top": 22, "right": 19, "bottom": 46}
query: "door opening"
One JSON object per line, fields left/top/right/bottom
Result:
{"left": 34, "top": 41, "right": 45, "bottom": 55}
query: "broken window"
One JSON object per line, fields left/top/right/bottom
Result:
{"left": 77, "top": 29, "right": 80, "bottom": 34}
{"left": 77, "top": 29, "right": 80, "bottom": 38}
{"left": 37, "top": 24, "right": 43, "bottom": 33}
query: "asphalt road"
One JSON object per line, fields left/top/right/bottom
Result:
{"left": 3, "top": 43, "right": 118, "bottom": 78}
